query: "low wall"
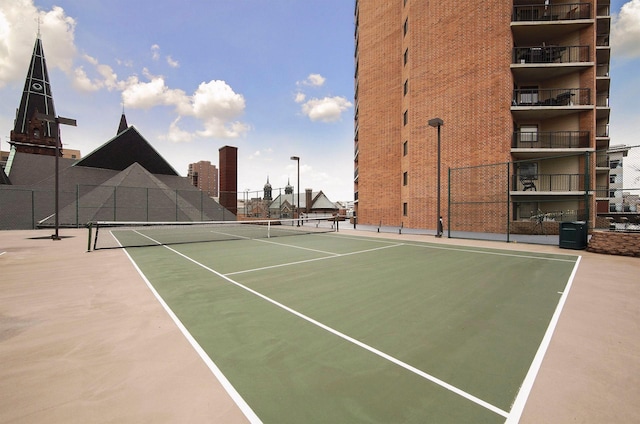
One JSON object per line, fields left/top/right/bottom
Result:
{"left": 587, "top": 231, "right": 640, "bottom": 257}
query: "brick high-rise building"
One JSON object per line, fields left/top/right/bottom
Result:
{"left": 187, "top": 160, "right": 219, "bottom": 198}
{"left": 219, "top": 145, "right": 238, "bottom": 216}
{"left": 354, "top": 1, "right": 611, "bottom": 233}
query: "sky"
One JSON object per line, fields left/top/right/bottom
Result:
{"left": 1, "top": 1, "right": 639, "bottom": 201}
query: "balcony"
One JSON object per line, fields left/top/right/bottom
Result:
{"left": 512, "top": 88, "right": 591, "bottom": 119}
{"left": 512, "top": 3, "right": 592, "bottom": 45}
{"left": 512, "top": 131, "right": 589, "bottom": 149}
{"left": 512, "top": 45, "right": 591, "bottom": 80}
{"left": 512, "top": 3, "right": 591, "bottom": 22}
{"left": 511, "top": 173, "right": 586, "bottom": 193}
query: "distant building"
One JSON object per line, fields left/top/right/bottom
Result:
{"left": 188, "top": 160, "right": 218, "bottom": 198}
{"left": 0, "top": 35, "right": 233, "bottom": 229}
{"left": 219, "top": 146, "right": 238, "bottom": 216}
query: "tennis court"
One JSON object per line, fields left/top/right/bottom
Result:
{"left": 99, "top": 219, "right": 580, "bottom": 423}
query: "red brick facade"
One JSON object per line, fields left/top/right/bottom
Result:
{"left": 354, "top": 1, "right": 606, "bottom": 233}
{"left": 219, "top": 146, "right": 237, "bottom": 216}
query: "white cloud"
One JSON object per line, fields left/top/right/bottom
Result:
{"left": 299, "top": 73, "right": 326, "bottom": 87}
{"left": 0, "top": 2, "right": 76, "bottom": 87}
{"left": 294, "top": 92, "right": 306, "bottom": 103}
{"left": 166, "top": 55, "right": 179, "bottom": 68}
{"left": 300, "top": 96, "right": 352, "bottom": 122}
{"left": 151, "top": 44, "right": 160, "bottom": 60}
{"left": 612, "top": 0, "right": 640, "bottom": 58}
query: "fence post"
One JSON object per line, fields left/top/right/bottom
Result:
{"left": 31, "top": 190, "right": 35, "bottom": 229}
{"left": 585, "top": 151, "right": 591, "bottom": 229}
{"left": 76, "top": 184, "right": 79, "bottom": 228}
{"left": 506, "top": 162, "right": 511, "bottom": 243}
{"left": 447, "top": 168, "right": 451, "bottom": 238}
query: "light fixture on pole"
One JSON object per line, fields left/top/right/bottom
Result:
{"left": 36, "top": 112, "right": 77, "bottom": 240}
{"left": 428, "top": 118, "right": 443, "bottom": 237}
{"left": 290, "top": 156, "right": 300, "bottom": 226}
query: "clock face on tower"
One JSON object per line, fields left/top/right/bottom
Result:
{"left": 32, "top": 82, "right": 43, "bottom": 91}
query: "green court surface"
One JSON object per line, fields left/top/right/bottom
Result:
{"left": 118, "top": 231, "right": 579, "bottom": 423}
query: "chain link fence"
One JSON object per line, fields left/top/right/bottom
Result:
{"left": 0, "top": 185, "right": 232, "bottom": 230}
{"left": 448, "top": 145, "right": 640, "bottom": 243}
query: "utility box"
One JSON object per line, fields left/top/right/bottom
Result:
{"left": 559, "top": 221, "right": 588, "bottom": 250}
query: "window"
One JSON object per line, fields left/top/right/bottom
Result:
{"left": 403, "top": 110, "right": 408, "bottom": 126}
{"left": 403, "top": 141, "right": 408, "bottom": 156}
{"left": 519, "top": 86, "right": 539, "bottom": 105}
{"left": 404, "top": 79, "right": 408, "bottom": 95}
{"left": 519, "top": 125, "right": 538, "bottom": 143}
{"left": 519, "top": 162, "right": 538, "bottom": 178}
{"left": 403, "top": 202, "right": 408, "bottom": 216}
{"left": 609, "top": 159, "right": 621, "bottom": 169}
{"left": 404, "top": 48, "right": 408, "bottom": 65}
{"left": 403, "top": 171, "right": 408, "bottom": 186}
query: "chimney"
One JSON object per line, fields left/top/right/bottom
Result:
{"left": 305, "top": 189, "right": 312, "bottom": 214}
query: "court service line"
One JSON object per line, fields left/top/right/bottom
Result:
{"left": 152, "top": 240, "right": 509, "bottom": 419}
{"left": 505, "top": 255, "right": 582, "bottom": 423}
{"left": 225, "top": 243, "right": 404, "bottom": 276}
{"left": 123, "top": 233, "right": 263, "bottom": 424}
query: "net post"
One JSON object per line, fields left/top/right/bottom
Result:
{"left": 86, "top": 222, "right": 92, "bottom": 252}
{"left": 268, "top": 220, "right": 271, "bottom": 238}
{"left": 93, "top": 222, "right": 100, "bottom": 251}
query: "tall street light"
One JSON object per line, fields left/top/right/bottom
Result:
{"left": 290, "top": 156, "right": 300, "bottom": 226}
{"left": 428, "top": 118, "right": 443, "bottom": 237}
{"left": 36, "top": 112, "right": 77, "bottom": 241}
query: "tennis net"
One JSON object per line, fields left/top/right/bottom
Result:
{"left": 88, "top": 216, "right": 340, "bottom": 251}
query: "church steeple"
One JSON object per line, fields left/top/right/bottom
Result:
{"left": 9, "top": 35, "right": 59, "bottom": 156}
{"left": 117, "top": 111, "right": 129, "bottom": 135}
{"left": 263, "top": 176, "right": 272, "bottom": 201}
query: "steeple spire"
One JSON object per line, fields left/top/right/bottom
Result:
{"left": 9, "top": 35, "right": 59, "bottom": 155}
{"left": 117, "top": 106, "right": 129, "bottom": 135}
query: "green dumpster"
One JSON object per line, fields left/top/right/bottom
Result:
{"left": 559, "top": 221, "right": 587, "bottom": 250}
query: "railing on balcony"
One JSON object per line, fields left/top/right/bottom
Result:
{"left": 596, "top": 34, "right": 610, "bottom": 46}
{"left": 596, "top": 64, "right": 610, "bottom": 77}
{"left": 512, "top": 131, "right": 590, "bottom": 148}
{"left": 597, "top": 5, "right": 610, "bottom": 17}
{"left": 512, "top": 173, "right": 585, "bottom": 192}
{"left": 595, "top": 186, "right": 609, "bottom": 198}
{"left": 596, "top": 154, "right": 609, "bottom": 168}
{"left": 596, "top": 125, "right": 609, "bottom": 137}
{"left": 512, "top": 3, "right": 591, "bottom": 22}
{"left": 513, "top": 88, "right": 590, "bottom": 106}
{"left": 513, "top": 45, "right": 589, "bottom": 64}
{"left": 596, "top": 93, "right": 609, "bottom": 107}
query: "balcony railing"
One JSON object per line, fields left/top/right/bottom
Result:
{"left": 596, "top": 34, "right": 610, "bottom": 46}
{"left": 513, "top": 88, "right": 590, "bottom": 106}
{"left": 512, "top": 3, "right": 591, "bottom": 22}
{"left": 596, "top": 64, "right": 610, "bottom": 76}
{"left": 513, "top": 45, "right": 589, "bottom": 64}
{"left": 512, "top": 173, "right": 585, "bottom": 192}
{"left": 596, "top": 93, "right": 609, "bottom": 107}
{"left": 596, "top": 154, "right": 609, "bottom": 168}
{"left": 596, "top": 125, "right": 609, "bottom": 137}
{"left": 512, "top": 131, "right": 590, "bottom": 148}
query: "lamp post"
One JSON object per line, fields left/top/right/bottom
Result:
{"left": 428, "top": 118, "right": 443, "bottom": 237}
{"left": 36, "top": 112, "right": 77, "bottom": 240}
{"left": 290, "top": 156, "right": 300, "bottom": 226}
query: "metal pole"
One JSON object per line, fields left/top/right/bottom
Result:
{"left": 436, "top": 124, "right": 442, "bottom": 237}
{"left": 53, "top": 121, "right": 60, "bottom": 239}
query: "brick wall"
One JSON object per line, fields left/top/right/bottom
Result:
{"left": 587, "top": 231, "right": 640, "bottom": 257}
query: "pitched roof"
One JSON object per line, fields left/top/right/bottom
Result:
{"left": 74, "top": 126, "right": 179, "bottom": 175}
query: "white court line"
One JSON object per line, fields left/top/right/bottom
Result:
{"left": 226, "top": 243, "right": 403, "bottom": 276}
{"left": 125, "top": 231, "right": 262, "bottom": 423}
{"left": 327, "top": 233, "right": 577, "bottom": 263}
{"left": 139, "top": 236, "right": 509, "bottom": 419}
{"left": 504, "top": 255, "right": 582, "bottom": 423}
{"left": 0, "top": 251, "right": 6, "bottom": 256}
